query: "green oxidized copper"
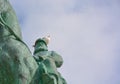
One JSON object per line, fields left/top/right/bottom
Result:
{"left": 33, "top": 38, "right": 67, "bottom": 84}
{"left": 0, "top": 0, "right": 66, "bottom": 84}
{"left": 0, "top": 0, "right": 38, "bottom": 84}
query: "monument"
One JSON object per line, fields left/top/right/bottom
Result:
{"left": 0, "top": 0, "right": 66, "bottom": 84}
{"left": 33, "top": 36, "right": 67, "bottom": 84}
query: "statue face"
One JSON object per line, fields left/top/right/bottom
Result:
{"left": 35, "top": 41, "right": 47, "bottom": 48}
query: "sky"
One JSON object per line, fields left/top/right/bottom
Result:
{"left": 9, "top": 0, "right": 120, "bottom": 84}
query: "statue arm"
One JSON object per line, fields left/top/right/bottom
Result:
{"left": 51, "top": 51, "right": 63, "bottom": 68}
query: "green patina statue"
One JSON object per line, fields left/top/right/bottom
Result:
{"left": 33, "top": 36, "right": 67, "bottom": 84}
{"left": 0, "top": 0, "right": 66, "bottom": 84}
{"left": 0, "top": 0, "right": 38, "bottom": 84}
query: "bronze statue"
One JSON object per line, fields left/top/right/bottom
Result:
{"left": 0, "top": 0, "right": 38, "bottom": 84}
{"left": 33, "top": 36, "right": 67, "bottom": 84}
{"left": 0, "top": 0, "right": 66, "bottom": 84}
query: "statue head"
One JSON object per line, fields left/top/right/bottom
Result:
{"left": 33, "top": 36, "right": 50, "bottom": 54}
{"left": 34, "top": 35, "right": 50, "bottom": 47}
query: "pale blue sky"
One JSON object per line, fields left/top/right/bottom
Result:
{"left": 10, "top": 0, "right": 120, "bottom": 84}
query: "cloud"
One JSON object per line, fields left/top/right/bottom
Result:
{"left": 9, "top": 0, "right": 120, "bottom": 84}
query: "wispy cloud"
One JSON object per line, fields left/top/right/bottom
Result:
{"left": 9, "top": 0, "right": 120, "bottom": 84}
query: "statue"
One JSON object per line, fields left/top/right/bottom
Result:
{"left": 0, "top": 0, "right": 38, "bottom": 84}
{"left": 0, "top": 0, "right": 66, "bottom": 84}
{"left": 33, "top": 36, "right": 67, "bottom": 84}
